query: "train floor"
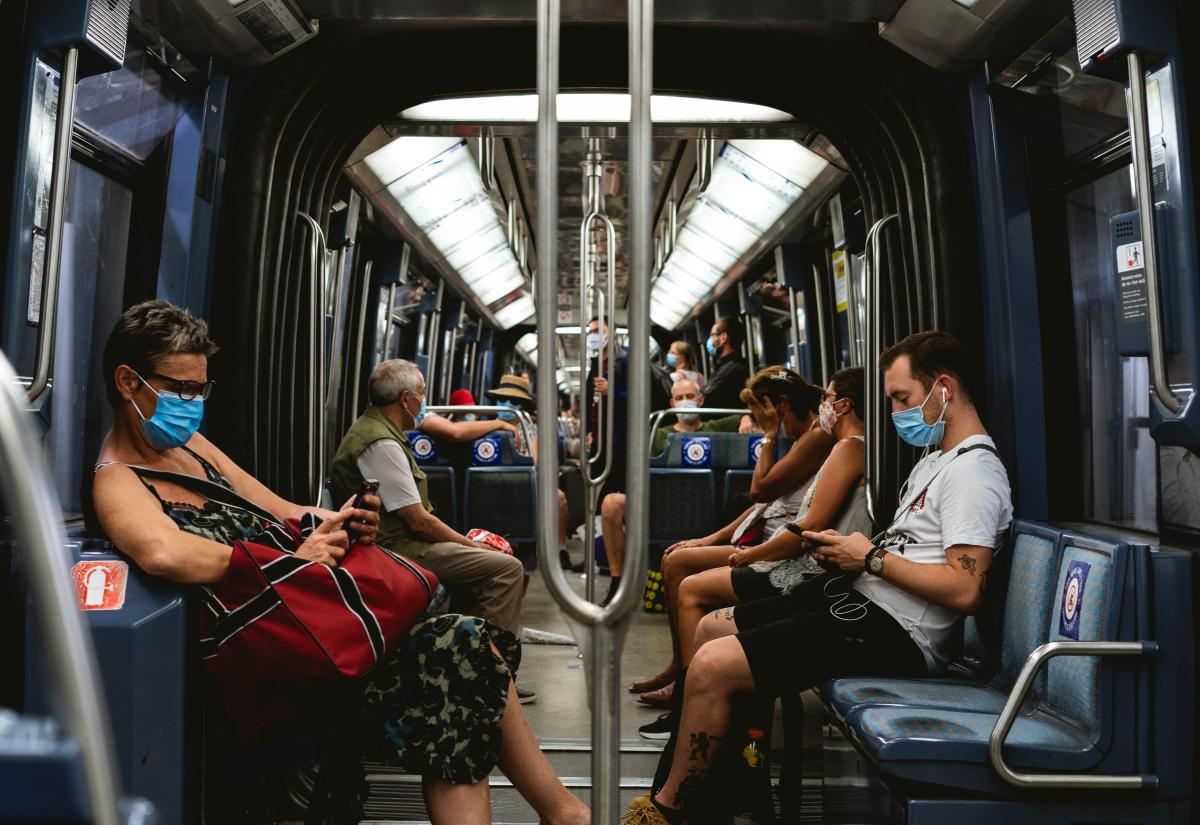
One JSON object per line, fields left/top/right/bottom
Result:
{"left": 354, "top": 538, "right": 874, "bottom": 824}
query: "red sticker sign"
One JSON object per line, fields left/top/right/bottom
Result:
{"left": 71, "top": 560, "right": 129, "bottom": 611}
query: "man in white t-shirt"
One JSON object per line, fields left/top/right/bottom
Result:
{"left": 626, "top": 331, "right": 1013, "bottom": 825}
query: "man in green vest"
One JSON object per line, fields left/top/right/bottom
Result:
{"left": 331, "top": 359, "right": 526, "bottom": 644}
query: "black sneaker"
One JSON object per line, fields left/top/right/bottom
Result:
{"left": 559, "top": 548, "right": 572, "bottom": 569}
{"left": 638, "top": 712, "right": 675, "bottom": 740}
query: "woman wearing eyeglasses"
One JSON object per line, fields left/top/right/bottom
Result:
{"left": 89, "top": 301, "right": 588, "bottom": 825}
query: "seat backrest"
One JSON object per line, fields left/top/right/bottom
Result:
{"left": 407, "top": 430, "right": 448, "bottom": 465}
{"left": 1040, "top": 531, "right": 1127, "bottom": 739}
{"left": 470, "top": 431, "right": 533, "bottom": 467}
{"left": 994, "top": 521, "right": 1064, "bottom": 687}
{"left": 647, "top": 468, "right": 716, "bottom": 543}
{"left": 464, "top": 466, "right": 537, "bottom": 543}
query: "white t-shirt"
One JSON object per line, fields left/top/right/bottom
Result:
{"left": 357, "top": 439, "right": 423, "bottom": 513}
{"left": 853, "top": 434, "right": 1013, "bottom": 671}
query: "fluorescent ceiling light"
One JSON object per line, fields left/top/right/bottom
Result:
{"left": 650, "top": 138, "right": 828, "bottom": 329}
{"left": 365, "top": 136, "right": 534, "bottom": 329}
{"left": 401, "top": 94, "right": 792, "bottom": 124}
{"left": 555, "top": 325, "right": 584, "bottom": 335}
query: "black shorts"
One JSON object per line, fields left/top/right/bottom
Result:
{"left": 733, "top": 575, "right": 928, "bottom": 696}
{"left": 730, "top": 566, "right": 784, "bottom": 604}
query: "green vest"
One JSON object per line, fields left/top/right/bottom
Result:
{"left": 330, "top": 406, "right": 434, "bottom": 558}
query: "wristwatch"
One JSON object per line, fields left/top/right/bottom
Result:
{"left": 865, "top": 546, "right": 886, "bottom": 576}
{"left": 759, "top": 436, "right": 774, "bottom": 446}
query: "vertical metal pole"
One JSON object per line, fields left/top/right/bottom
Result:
{"left": 426, "top": 280, "right": 444, "bottom": 403}
{"left": 27, "top": 47, "right": 77, "bottom": 404}
{"left": 787, "top": 286, "right": 802, "bottom": 374}
{"left": 810, "top": 263, "right": 830, "bottom": 387}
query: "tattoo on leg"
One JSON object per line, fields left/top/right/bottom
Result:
{"left": 719, "top": 607, "right": 735, "bottom": 622}
{"left": 673, "top": 768, "right": 706, "bottom": 810}
{"left": 689, "top": 731, "right": 720, "bottom": 762}
{"left": 957, "top": 554, "right": 977, "bottom": 576}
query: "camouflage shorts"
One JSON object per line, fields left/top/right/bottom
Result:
{"left": 362, "top": 613, "right": 520, "bottom": 783}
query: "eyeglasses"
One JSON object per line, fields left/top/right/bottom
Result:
{"left": 144, "top": 371, "right": 216, "bottom": 401}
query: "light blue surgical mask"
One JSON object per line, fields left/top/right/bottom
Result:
{"left": 405, "top": 392, "right": 427, "bottom": 427}
{"left": 497, "top": 400, "right": 519, "bottom": 422}
{"left": 130, "top": 372, "right": 204, "bottom": 450}
{"left": 891, "top": 382, "right": 947, "bottom": 447}
{"left": 705, "top": 337, "right": 718, "bottom": 357}
{"left": 666, "top": 353, "right": 678, "bottom": 368}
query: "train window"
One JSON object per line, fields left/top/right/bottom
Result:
{"left": 46, "top": 162, "right": 133, "bottom": 513}
{"left": 1062, "top": 165, "right": 1157, "bottom": 530}
{"left": 74, "top": 50, "right": 192, "bottom": 161}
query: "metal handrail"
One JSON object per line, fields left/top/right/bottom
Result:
{"left": 1127, "top": 51, "right": 1183, "bottom": 414}
{"left": 535, "top": 0, "right": 652, "bottom": 820}
{"left": 581, "top": 212, "right": 617, "bottom": 486}
{"left": 297, "top": 212, "right": 328, "bottom": 502}
{"left": 646, "top": 407, "right": 750, "bottom": 451}
{"left": 424, "top": 404, "right": 535, "bottom": 454}
{"left": 27, "top": 47, "right": 78, "bottom": 404}
{"left": 843, "top": 250, "right": 863, "bottom": 369}
{"left": 480, "top": 127, "right": 496, "bottom": 192}
{"left": 863, "top": 214, "right": 898, "bottom": 526}
{"left": 0, "top": 352, "right": 123, "bottom": 825}
{"left": 811, "top": 260, "right": 830, "bottom": 387}
{"left": 988, "top": 640, "right": 1158, "bottom": 789}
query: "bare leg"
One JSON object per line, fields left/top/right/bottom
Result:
{"left": 694, "top": 607, "right": 740, "bottom": 650}
{"left": 497, "top": 679, "right": 590, "bottom": 825}
{"left": 423, "top": 775, "right": 490, "bottom": 825}
{"left": 631, "top": 546, "right": 736, "bottom": 692}
{"left": 557, "top": 489, "right": 569, "bottom": 546}
{"left": 656, "top": 638, "right": 757, "bottom": 811}
{"left": 601, "top": 493, "right": 626, "bottom": 578}
{"left": 676, "top": 568, "right": 739, "bottom": 666}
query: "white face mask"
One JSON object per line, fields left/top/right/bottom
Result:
{"left": 586, "top": 331, "right": 605, "bottom": 355}
{"left": 673, "top": 398, "right": 700, "bottom": 424}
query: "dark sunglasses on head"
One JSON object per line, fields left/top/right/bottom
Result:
{"left": 145, "top": 371, "right": 216, "bottom": 401}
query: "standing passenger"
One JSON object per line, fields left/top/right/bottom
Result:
{"left": 586, "top": 316, "right": 630, "bottom": 605}
{"left": 700, "top": 317, "right": 750, "bottom": 410}
{"left": 666, "top": 340, "right": 704, "bottom": 389}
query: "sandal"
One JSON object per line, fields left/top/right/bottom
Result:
{"left": 636, "top": 681, "right": 674, "bottom": 708}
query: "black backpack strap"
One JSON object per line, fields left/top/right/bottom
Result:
{"left": 124, "top": 464, "right": 281, "bottom": 527}
{"left": 956, "top": 443, "right": 1000, "bottom": 459}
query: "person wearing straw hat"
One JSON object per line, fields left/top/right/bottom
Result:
{"left": 487, "top": 374, "right": 573, "bottom": 568}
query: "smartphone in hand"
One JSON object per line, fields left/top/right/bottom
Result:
{"left": 349, "top": 478, "right": 380, "bottom": 542}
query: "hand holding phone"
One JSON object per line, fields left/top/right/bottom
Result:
{"left": 348, "top": 479, "right": 380, "bottom": 542}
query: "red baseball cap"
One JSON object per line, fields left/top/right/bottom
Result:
{"left": 449, "top": 389, "right": 476, "bottom": 406}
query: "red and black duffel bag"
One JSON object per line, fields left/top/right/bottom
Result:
{"left": 128, "top": 466, "right": 441, "bottom": 741}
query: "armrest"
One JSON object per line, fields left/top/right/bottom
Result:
{"left": 988, "top": 640, "right": 1159, "bottom": 789}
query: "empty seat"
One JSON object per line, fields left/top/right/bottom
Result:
{"left": 422, "top": 466, "right": 457, "bottom": 531}
{"left": 464, "top": 432, "right": 536, "bottom": 547}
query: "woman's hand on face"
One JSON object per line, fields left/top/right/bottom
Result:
{"left": 340, "top": 493, "right": 382, "bottom": 546}
{"left": 296, "top": 511, "right": 352, "bottom": 567}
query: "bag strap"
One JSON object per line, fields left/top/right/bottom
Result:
{"left": 897, "top": 442, "right": 1000, "bottom": 516}
{"left": 123, "top": 464, "right": 281, "bottom": 528}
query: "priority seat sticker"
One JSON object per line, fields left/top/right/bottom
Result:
{"left": 1058, "top": 560, "right": 1091, "bottom": 640}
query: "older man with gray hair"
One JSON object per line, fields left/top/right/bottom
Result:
{"left": 331, "top": 360, "right": 529, "bottom": 692}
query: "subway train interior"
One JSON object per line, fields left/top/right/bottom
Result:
{"left": 1, "top": 0, "right": 1200, "bottom": 823}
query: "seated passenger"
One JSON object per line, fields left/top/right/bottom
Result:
{"left": 483, "top": 373, "right": 572, "bottom": 568}
{"left": 622, "top": 331, "right": 1013, "bottom": 825}
{"left": 650, "top": 377, "right": 744, "bottom": 454}
{"left": 419, "top": 387, "right": 516, "bottom": 441}
{"left": 446, "top": 387, "right": 479, "bottom": 420}
{"left": 91, "top": 301, "right": 588, "bottom": 825}
{"left": 331, "top": 361, "right": 526, "bottom": 645}
{"left": 666, "top": 340, "right": 704, "bottom": 389}
{"left": 629, "top": 368, "right": 832, "bottom": 711}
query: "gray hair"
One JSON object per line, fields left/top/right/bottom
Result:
{"left": 369, "top": 359, "right": 423, "bottom": 406}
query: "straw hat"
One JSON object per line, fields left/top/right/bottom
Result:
{"left": 486, "top": 374, "right": 535, "bottom": 411}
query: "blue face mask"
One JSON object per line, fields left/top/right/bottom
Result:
{"left": 891, "top": 382, "right": 947, "bottom": 447}
{"left": 705, "top": 337, "right": 718, "bottom": 356}
{"left": 131, "top": 372, "right": 204, "bottom": 450}
{"left": 497, "top": 400, "right": 519, "bottom": 422}
{"left": 413, "top": 397, "right": 428, "bottom": 427}
{"left": 666, "top": 353, "right": 678, "bottom": 368}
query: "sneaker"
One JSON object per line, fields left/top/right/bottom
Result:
{"left": 638, "top": 712, "right": 675, "bottom": 740}
{"left": 559, "top": 548, "right": 572, "bottom": 569}
{"left": 516, "top": 683, "right": 537, "bottom": 704}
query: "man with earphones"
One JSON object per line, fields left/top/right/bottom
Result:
{"left": 622, "top": 330, "right": 1013, "bottom": 825}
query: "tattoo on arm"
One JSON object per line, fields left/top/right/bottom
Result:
{"left": 957, "top": 553, "right": 977, "bottom": 577}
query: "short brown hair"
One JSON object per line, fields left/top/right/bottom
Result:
{"left": 744, "top": 366, "right": 822, "bottom": 416}
{"left": 102, "top": 300, "right": 218, "bottom": 405}
{"left": 713, "top": 316, "right": 744, "bottom": 350}
{"left": 879, "top": 330, "right": 977, "bottom": 401}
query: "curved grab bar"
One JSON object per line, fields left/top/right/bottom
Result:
{"left": 988, "top": 640, "right": 1157, "bottom": 789}
{"left": 297, "top": 212, "right": 328, "bottom": 502}
{"left": 424, "top": 404, "right": 535, "bottom": 455}
{"left": 580, "top": 211, "right": 618, "bottom": 489}
{"left": 863, "top": 214, "right": 898, "bottom": 526}
{"left": 0, "top": 352, "right": 123, "bottom": 825}
{"left": 1127, "top": 51, "right": 1183, "bottom": 414}
{"left": 646, "top": 407, "right": 751, "bottom": 451}
{"left": 27, "top": 47, "right": 79, "bottom": 404}
{"left": 536, "top": 2, "right": 652, "bottom": 820}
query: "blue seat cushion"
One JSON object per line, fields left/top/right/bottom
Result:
{"left": 847, "top": 705, "right": 1100, "bottom": 775}
{"left": 825, "top": 676, "right": 1009, "bottom": 718}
